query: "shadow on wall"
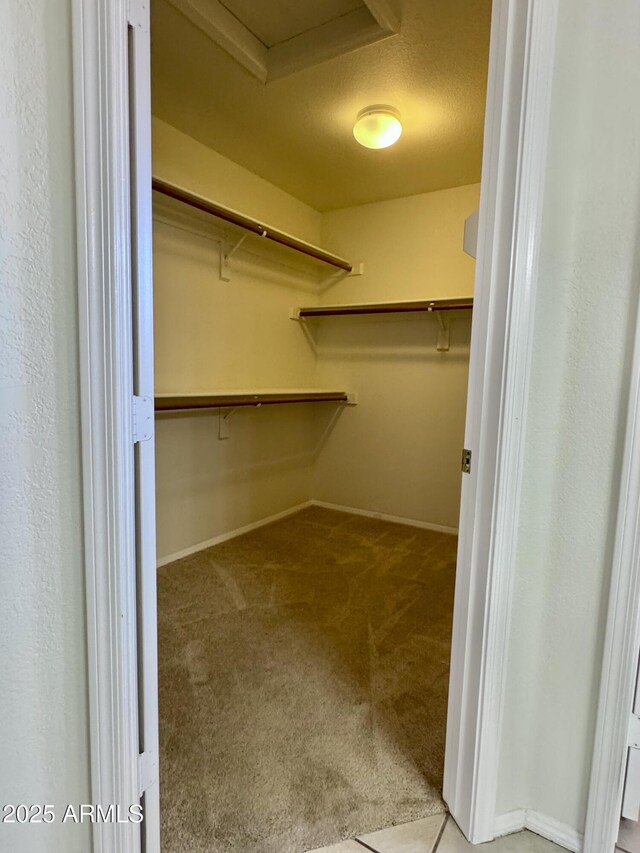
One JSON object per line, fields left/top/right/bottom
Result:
{"left": 297, "top": 312, "right": 472, "bottom": 362}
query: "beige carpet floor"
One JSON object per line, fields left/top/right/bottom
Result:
{"left": 158, "top": 506, "right": 456, "bottom": 853}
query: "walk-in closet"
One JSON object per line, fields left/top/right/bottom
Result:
{"left": 150, "top": 1, "right": 491, "bottom": 850}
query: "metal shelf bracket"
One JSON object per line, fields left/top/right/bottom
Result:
{"left": 436, "top": 312, "right": 450, "bottom": 352}
{"left": 219, "top": 233, "right": 254, "bottom": 281}
{"left": 218, "top": 406, "right": 239, "bottom": 440}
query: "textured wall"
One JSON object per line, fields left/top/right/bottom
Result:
{"left": 153, "top": 119, "right": 325, "bottom": 560}
{"left": 0, "top": 2, "right": 91, "bottom": 852}
{"left": 315, "top": 186, "right": 479, "bottom": 528}
{"left": 497, "top": 0, "right": 640, "bottom": 832}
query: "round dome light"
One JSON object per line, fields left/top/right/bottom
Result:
{"left": 353, "top": 106, "right": 402, "bottom": 149}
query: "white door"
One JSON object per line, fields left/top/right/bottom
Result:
{"left": 128, "top": 2, "right": 160, "bottom": 849}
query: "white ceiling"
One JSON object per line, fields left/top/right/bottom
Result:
{"left": 151, "top": 0, "right": 492, "bottom": 211}
{"left": 221, "top": 0, "right": 364, "bottom": 48}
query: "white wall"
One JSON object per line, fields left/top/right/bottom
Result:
{"left": 314, "top": 186, "right": 478, "bottom": 528}
{"left": 153, "top": 119, "right": 326, "bottom": 560}
{"left": 0, "top": 2, "right": 91, "bottom": 852}
{"left": 497, "top": 0, "right": 640, "bottom": 834}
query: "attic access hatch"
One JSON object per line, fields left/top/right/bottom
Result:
{"left": 167, "top": 0, "right": 400, "bottom": 82}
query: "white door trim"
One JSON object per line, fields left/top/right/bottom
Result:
{"left": 583, "top": 280, "right": 640, "bottom": 847}
{"left": 128, "top": 0, "right": 161, "bottom": 846}
{"left": 444, "top": 0, "right": 558, "bottom": 841}
{"left": 72, "top": 0, "right": 143, "bottom": 850}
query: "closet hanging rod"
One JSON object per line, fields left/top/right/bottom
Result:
{"left": 155, "top": 391, "right": 352, "bottom": 412}
{"left": 294, "top": 297, "right": 474, "bottom": 319}
{"left": 152, "top": 178, "right": 353, "bottom": 273}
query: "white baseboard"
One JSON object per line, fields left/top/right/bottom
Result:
{"left": 157, "top": 499, "right": 458, "bottom": 567}
{"left": 311, "top": 500, "right": 459, "bottom": 536}
{"left": 526, "top": 811, "right": 583, "bottom": 852}
{"left": 495, "top": 810, "right": 583, "bottom": 852}
{"left": 495, "top": 809, "right": 526, "bottom": 836}
{"left": 156, "top": 501, "right": 313, "bottom": 567}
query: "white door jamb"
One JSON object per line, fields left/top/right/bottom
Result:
{"left": 128, "top": 0, "right": 161, "bottom": 846}
{"left": 73, "top": 0, "right": 148, "bottom": 850}
{"left": 444, "top": 0, "right": 558, "bottom": 841}
{"left": 583, "top": 279, "right": 640, "bottom": 849}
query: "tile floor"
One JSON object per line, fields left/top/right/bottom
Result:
{"left": 308, "top": 814, "right": 565, "bottom": 853}
{"left": 618, "top": 817, "right": 640, "bottom": 853}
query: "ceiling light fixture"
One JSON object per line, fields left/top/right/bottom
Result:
{"left": 353, "top": 106, "right": 402, "bottom": 149}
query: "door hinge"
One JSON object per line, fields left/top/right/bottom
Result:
{"left": 461, "top": 448, "right": 472, "bottom": 474}
{"left": 138, "top": 750, "right": 158, "bottom": 796}
{"left": 132, "top": 395, "right": 154, "bottom": 443}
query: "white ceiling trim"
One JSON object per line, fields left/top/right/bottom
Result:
{"left": 268, "top": 6, "right": 396, "bottom": 81}
{"left": 170, "top": 0, "right": 269, "bottom": 82}
{"left": 363, "top": 0, "right": 400, "bottom": 33}
{"left": 167, "top": 0, "right": 400, "bottom": 83}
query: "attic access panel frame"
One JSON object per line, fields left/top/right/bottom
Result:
{"left": 166, "top": 0, "right": 400, "bottom": 82}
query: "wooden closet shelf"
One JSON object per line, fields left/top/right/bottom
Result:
{"left": 155, "top": 391, "right": 353, "bottom": 412}
{"left": 152, "top": 178, "right": 353, "bottom": 273}
{"left": 294, "top": 297, "right": 473, "bottom": 319}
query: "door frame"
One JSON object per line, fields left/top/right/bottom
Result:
{"left": 443, "top": 0, "right": 557, "bottom": 842}
{"left": 582, "top": 283, "right": 640, "bottom": 847}
{"left": 72, "top": 0, "right": 558, "bottom": 849}
{"left": 72, "top": 1, "right": 158, "bottom": 851}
